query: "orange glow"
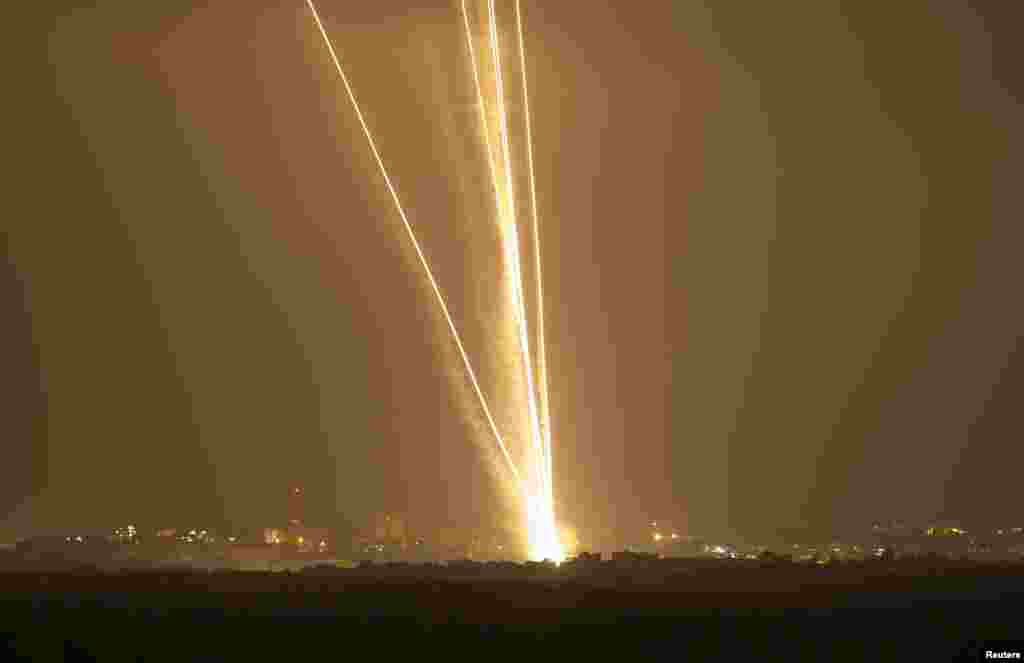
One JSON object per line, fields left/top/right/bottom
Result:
{"left": 463, "top": 0, "right": 563, "bottom": 562}
{"left": 309, "top": 0, "right": 564, "bottom": 562}
{"left": 306, "top": 0, "right": 522, "bottom": 490}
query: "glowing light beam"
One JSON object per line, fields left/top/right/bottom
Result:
{"left": 461, "top": 0, "right": 503, "bottom": 220}
{"left": 307, "top": 0, "right": 563, "bottom": 563}
{"left": 516, "top": 0, "right": 554, "bottom": 508}
{"left": 482, "top": 0, "right": 561, "bottom": 562}
{"left": 306, "top": 0, "right": 522, "bottom": 489}
{"left": 487, "top": 0, "right": 549, "bottom": 508}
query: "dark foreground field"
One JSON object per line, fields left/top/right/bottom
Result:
{"left": 2, "top": 560, "right": 1022, "bottom": 660}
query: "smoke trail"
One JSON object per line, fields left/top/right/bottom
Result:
{"left": 481, "top": 0, "right": 560, "bottom": 561}
{"left": 306, "top": 0, "right": 523, "bottom": 490}
{"left": 464, "top": 0, "right": 548, "bottom": 505}
{"left": 486, "top": 0, "right": 549, "bottom": 506}
{"left": 461, "top": 0, "right": 502, "bottom": 218}
{"left": 515, "top": 0, "right": 553, "bottom": 506}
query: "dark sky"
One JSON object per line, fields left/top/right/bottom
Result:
{"left": 4, "top": 1, "right": 1021, "bottom": 543}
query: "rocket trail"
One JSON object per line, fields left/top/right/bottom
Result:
{"left": 463, "top": 0, "right": 548, "bottom": 504}
{"left": 305, "top": 0, "right": 523, "bottom": 490}
{"left": 472, "top": 0, "right": 559, "bottom": 561}
{"left": 486, "top": 0, "right": 549, "bottom": 504}
{"left": 515, "top": 0, "right": 554, "bottom": 505}
{"left": 461, "top": 0, "right": 502, "bottom": 221}
{"left": 307, "top": 0, "right": 562, "bottom": 561}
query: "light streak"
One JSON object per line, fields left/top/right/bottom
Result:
{"left": 464, "top": 0, "right": 548, "bottom": 507}
{"left": 307, "top": 0, "right": 563, "bottom": 562}
{"left": 306, "top": 0, "right": 522, "bottom": 489}
{"left": 460, "top": 0, "right": 502, "bottom": 219}
{"left": 486, "top": 0, "right": 549, "bottom": 510}
{"left": 463, "top": 3, "right": 554, "bottom": 559}
{"left": 516, "top": 0, "right": 553, "bottom": 509}
{"left": 480, "top": 0, "right": 561, "bottom": 562}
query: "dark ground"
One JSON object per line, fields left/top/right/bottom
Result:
{"left": 1, "top": 560, "right": 1022, "bottom": 660}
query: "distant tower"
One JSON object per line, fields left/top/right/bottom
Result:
{"left": 288, "top": 486, "right": 305, "bottom": 527}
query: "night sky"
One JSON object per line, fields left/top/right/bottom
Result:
{"left": 4, "top": 1, "right": 1022, "bottom": 544}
